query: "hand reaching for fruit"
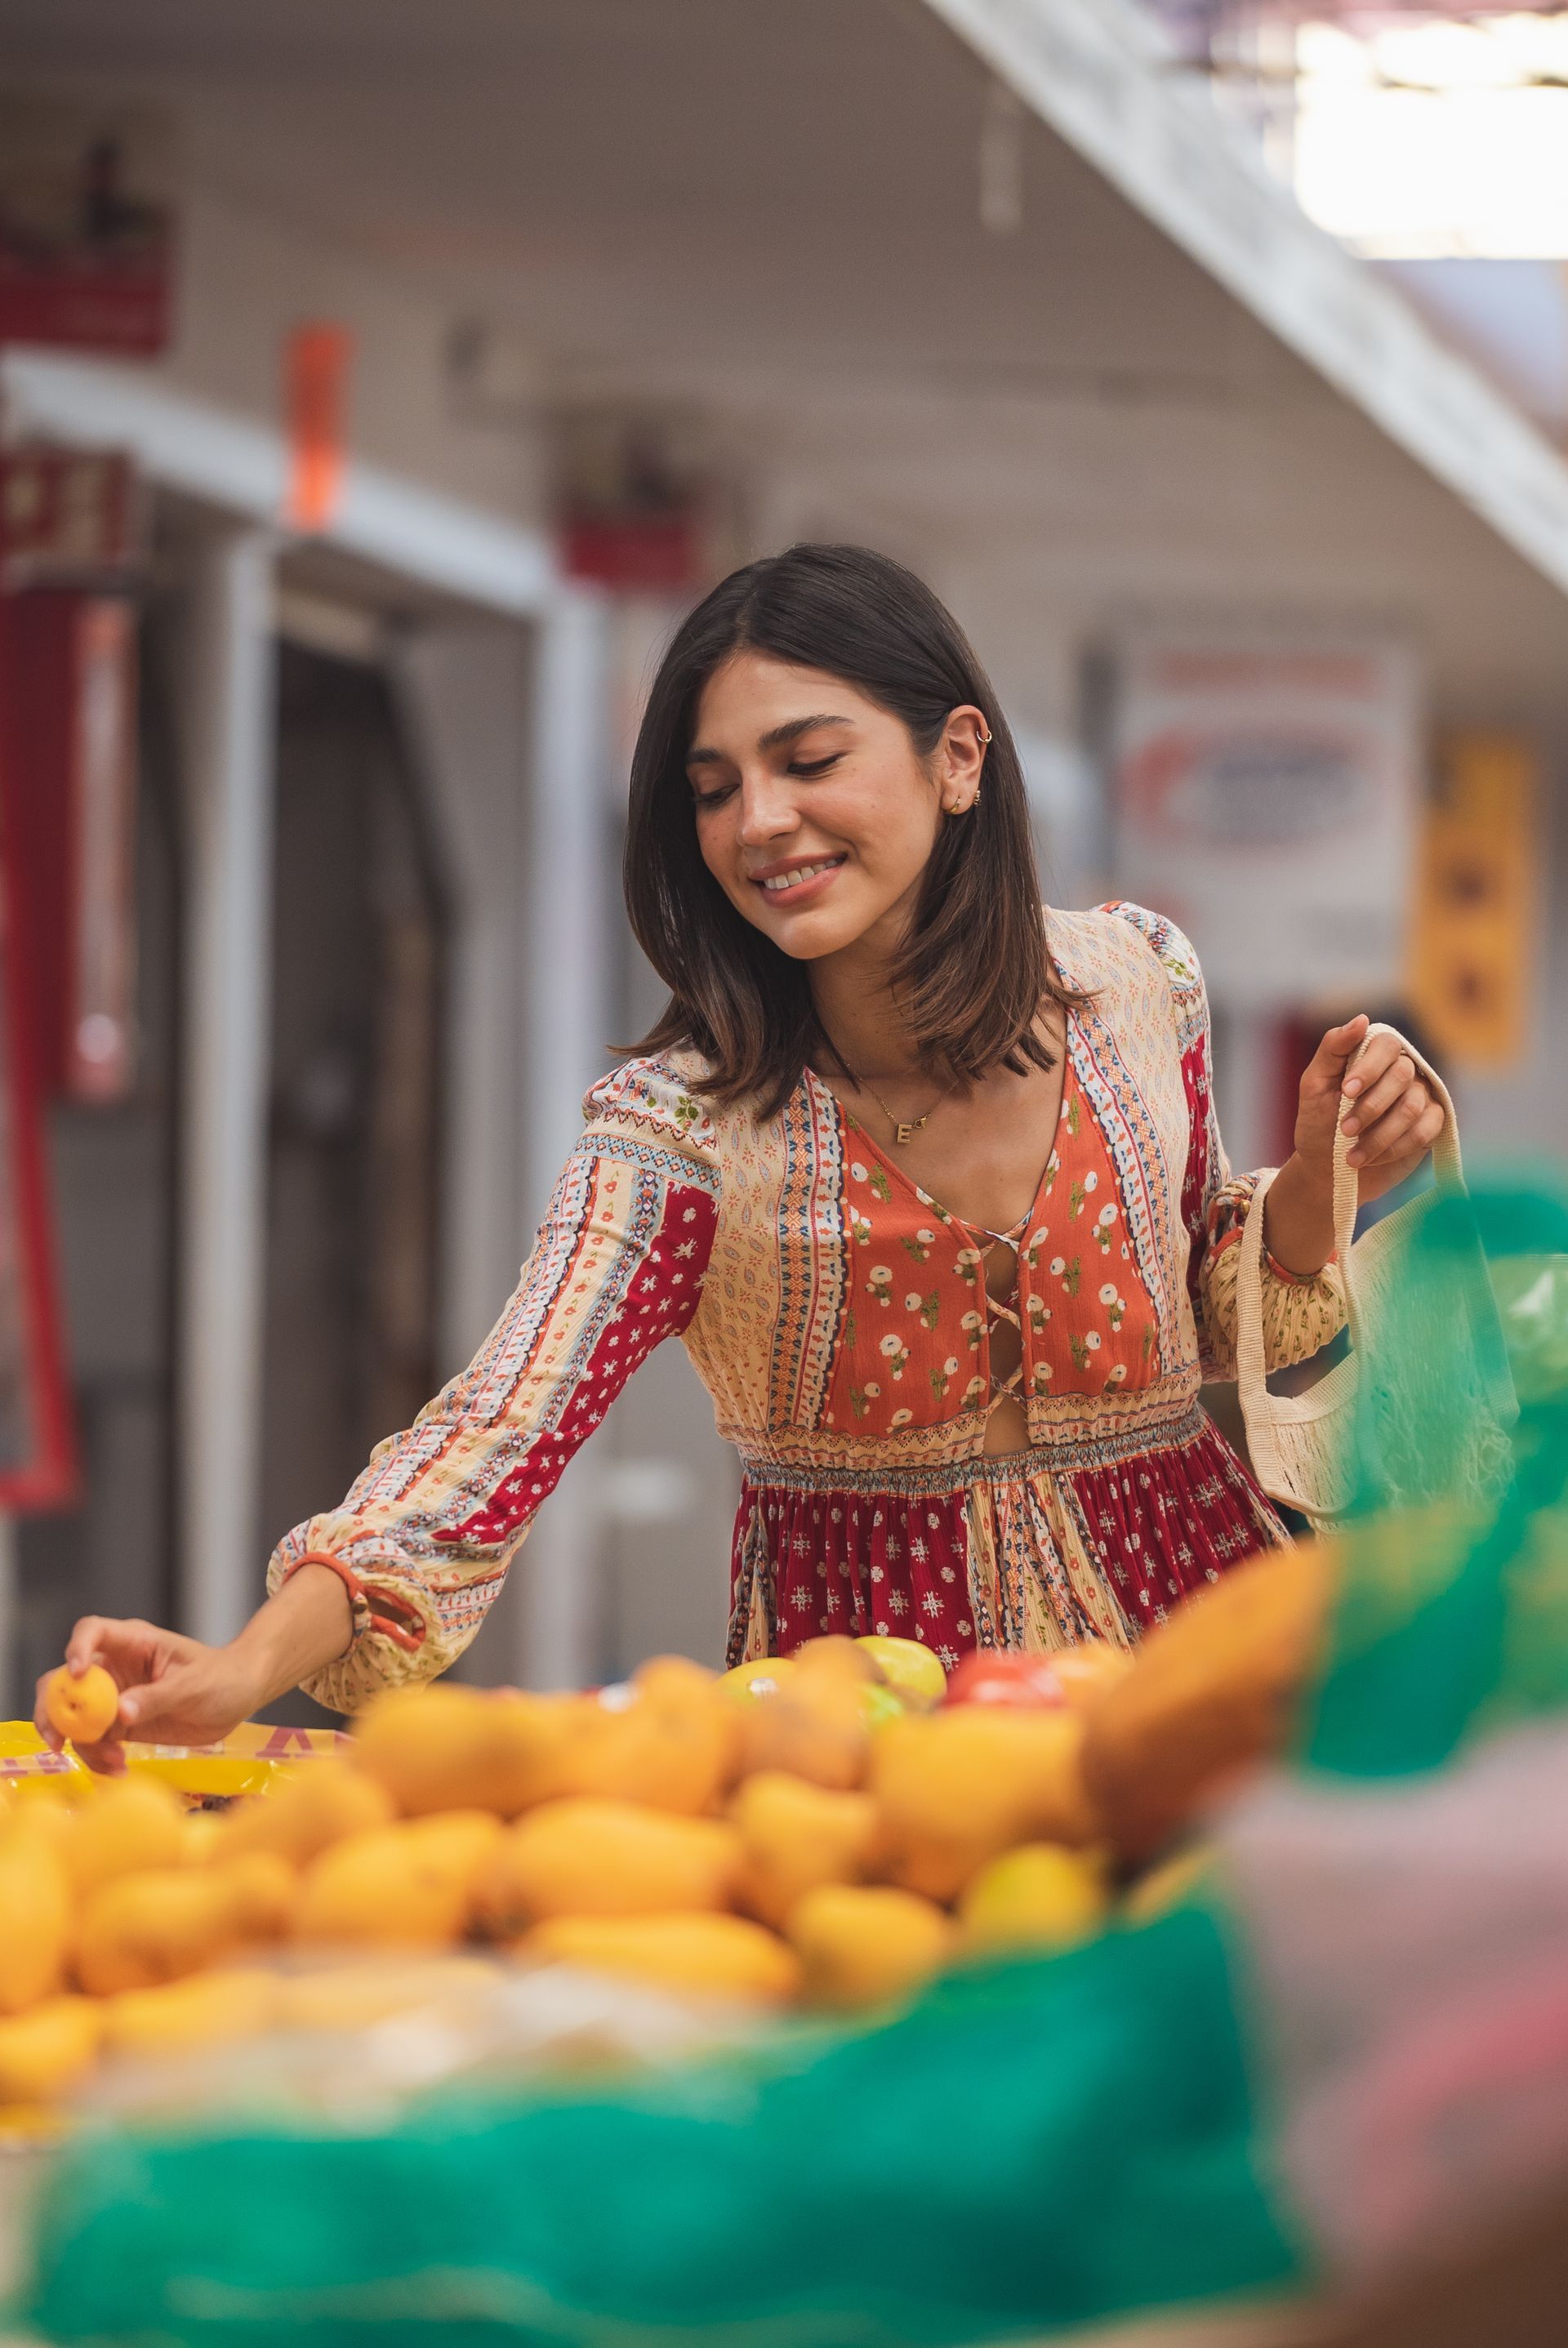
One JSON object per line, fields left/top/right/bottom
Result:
{"left": 34, "top": 1619, "right": 260, "bottom": 1775}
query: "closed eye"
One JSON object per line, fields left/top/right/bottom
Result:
{"left": 788, "top": 755, "right": 842, "bottom": 778}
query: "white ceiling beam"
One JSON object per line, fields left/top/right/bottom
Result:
{"left": 0, "top": 350, "right": 558, "bottom": 617}
{"left": 923, "top": 0, "right": 1568, "bottom": 602}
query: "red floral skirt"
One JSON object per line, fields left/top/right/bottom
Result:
{"left": 726, "top": 1404, "right": 1285, "bottom": 1666}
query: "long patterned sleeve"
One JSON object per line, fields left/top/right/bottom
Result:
{"left": 1108, "top": 902, "right": 1346, "bottom": 1383}
{"left": 265, "top": 1058, "right": 720, "bottom": 1713}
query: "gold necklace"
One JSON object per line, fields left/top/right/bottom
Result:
{"left": 819, "top": 1027, "right": 956, "bottom": 1146}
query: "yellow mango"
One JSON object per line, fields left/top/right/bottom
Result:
{"left": 479, "top": 1798, "right": 741, "bottom": 1933}
{"left": 0, "top": 1996, "right": 101, "bottom": 2102}
{"left": 555, "top": 1658, "right": 740, "bottom": 1814}
{"left": 0, "top": 1829, "right": 71, "bottom": 2013}
{"left": 730, "top": 1772, "right": 879, "bottom": 1929}
{"left": 788, "top": 1885, "right": 953, "bottom": 2013}
{"left": 76, "top": 1868, "right": 234, "bottom": 1996}
{"left": 64, "top": 1775, "right": 185, "bottom": 1897}
{"left": 353, "top": 1684, "right": 580, "bottom": 1817}
{"left": 870, "top": 1707, "right": 1098, "bottom": 1901}
{"left": 526, "top": 1912, "right": 800, "bottom": 2007}
{"left": 223, "top": 1758, "right": 396, "bottom": 1866}
{"left": 103, "top": 1968, "right": 278, "bottom": 2058}
{"left": 294, "top": 1819, "right": 489, "bottom": 1949}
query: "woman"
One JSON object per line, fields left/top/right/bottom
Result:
{"left": 40, "top": 546, "right": 1441, "bottom": 1769}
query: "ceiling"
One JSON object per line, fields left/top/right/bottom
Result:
{"left": 2, "top": 0, "right": 1565, "bottom": 724}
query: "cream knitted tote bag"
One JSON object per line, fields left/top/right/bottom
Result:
{"left": 1236, "top": 1027, "right": 1510, "bottom": 1526}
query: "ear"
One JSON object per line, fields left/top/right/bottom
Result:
{"left": 936, "top": 706, "right": 989, "bottom": 812}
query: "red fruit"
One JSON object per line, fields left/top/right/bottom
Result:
{"left": 944, "top": 1652, "right": 1065, "bottom": 1710}
{"left": 945, "top": 1645, "right": 1132, "bottom": 1713}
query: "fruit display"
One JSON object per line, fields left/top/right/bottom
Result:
{"left": 0, "top": 1580, "right": 1334, "bottom": 2128}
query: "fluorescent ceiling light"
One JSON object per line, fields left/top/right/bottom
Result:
{"left": 1294, "top": 13, "right": 1568, "bottom": 256}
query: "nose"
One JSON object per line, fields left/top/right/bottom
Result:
{"left": 736, "top": 771, "right": 799, "bottom": 848}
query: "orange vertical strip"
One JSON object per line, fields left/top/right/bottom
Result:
{"left": 284, "top": 323, "right": 353, "bottom": 533}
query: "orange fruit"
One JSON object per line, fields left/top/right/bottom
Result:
{"left": 42, "top": 1664, "right": 120, "bottom": 1747}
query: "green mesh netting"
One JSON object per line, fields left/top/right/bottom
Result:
{"left": 20, "top": 1175, "right": 1568, "bottom": 2348}
{"left": 1307, "top": 1175, "right": 1568, "bottom": 1780}
{"left": 22, "top": 1911, "right": 1296, "bottom": 2348}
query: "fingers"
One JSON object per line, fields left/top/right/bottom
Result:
{"left": 1346, "top": 1073, "right": 1442, "bottom": 1170}
{"left": 63, "top": 1615, "right": 169, "bottom": 1687}
{"left": 65, "top": 1730, "right": 129, "bottom": 1777}
{"left": 1308, "top": 1014, "right": 1370, "bottom": 1087}
{"left": 32, "top": 1675, "right": 64, "bottom": 1756}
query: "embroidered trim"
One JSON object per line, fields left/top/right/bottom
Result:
{"left": 739, "top": 1401, "right": 1209, "bottom": 1494}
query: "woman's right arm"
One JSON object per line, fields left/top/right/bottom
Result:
{"left": 38, "top": 1061, "right": 721, "bottom": 1766}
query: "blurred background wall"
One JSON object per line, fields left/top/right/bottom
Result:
{"left": 0, "top": 0, "right": 1566, "bottom": 1716}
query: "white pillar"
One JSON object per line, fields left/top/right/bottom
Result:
{"left": 177, "top": 528, "right": 278, "bottom": 1649}
{"left": 516, "top": 584, "right": 612, "bottom": 1691}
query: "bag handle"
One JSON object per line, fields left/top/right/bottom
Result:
{"left": 1235, "top": 1025, "right": 1463, "bottom": 1447}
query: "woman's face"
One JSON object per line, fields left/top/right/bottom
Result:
{"left": 688, "top": 651, "right": 984, "bottom": 965}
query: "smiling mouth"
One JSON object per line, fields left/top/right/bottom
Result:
{"left": 752, "top": 856, "right": 847, "bottom": 895}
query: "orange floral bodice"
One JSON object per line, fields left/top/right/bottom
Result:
{"left": 822, "top": 1058, "right": 1161, "bottom": 1442}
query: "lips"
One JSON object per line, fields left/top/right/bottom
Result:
{"left": 750, "top": 854, "right": 847, "bottom": 898}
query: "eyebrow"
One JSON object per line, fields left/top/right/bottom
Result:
{"left": 686, "top": 713, "right": 853, "bottom": 768}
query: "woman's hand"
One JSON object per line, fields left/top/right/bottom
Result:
{"left": 34, "top": 1618, "right": 261, "bottom": 1776}
{"left": 33, "top": 1562, "right": 356, "bottom": 1776}
{"left": 1264, "top": 1014, "right": 1445, "bottom": 1276}
{"left": 1294, "top": 1014, "right": 1445, "bottom": 1207}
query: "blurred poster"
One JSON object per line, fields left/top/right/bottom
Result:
{"left": 557, "top": 406, "right": 706, "bottom": 593}
{"left": 0, "top": 96, "right": 174, "bottom": 355}
{"left": 0, "top": 589, "right": 139, "bottom": 1104}
{"left": 1110, "top": 629, "right": 1420, "bottom": 1009}
{"left": 0, "top": 599, "right": 78, "bottom": 1508}
{"left": 1407, "top": 733, "right": 1539, "bottom": 1070}
{"left": 0, "top": 445, "right": 143, "bottom": 588}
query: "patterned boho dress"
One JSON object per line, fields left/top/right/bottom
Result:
{"left": 270, "top": 903, "right": 1347, "bottom": 1713}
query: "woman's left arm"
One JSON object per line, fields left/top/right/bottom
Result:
{"left": 1263, "top": 1015, "right": 1446, "bottom": 1276}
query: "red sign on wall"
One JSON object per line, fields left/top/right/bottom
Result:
{"left": 0, "top": 100, "right": 174, "bottom": 357}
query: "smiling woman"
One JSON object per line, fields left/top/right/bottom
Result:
{"left": 38, "top": 546, "right": 1446, "bottom": 1753}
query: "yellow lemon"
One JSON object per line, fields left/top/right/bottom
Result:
{"left": 958, "top": 1843, "right": 1108, "bottom": 1957}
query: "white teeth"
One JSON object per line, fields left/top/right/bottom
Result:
{"left": 761, "top": 859, "right": 836, "bottom": 893}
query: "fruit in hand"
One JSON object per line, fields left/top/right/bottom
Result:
{"left": 730, "top": 1772, "right": 879, "bottom": 1929}
{"left": 43, "top": 1664, "right": 120, "bottom": 1747}
{"left": 479, "top": 1798, "right": 741, "bottom": 1931}
{"left": 526, "top": 1911, "right": 801, "bottom": 2007}
{"left": 787, "top": 1885, "right": 952, "bottom": 2013}
{"left": 958, "top": 1843, "right": 1107, "bottom": 1957}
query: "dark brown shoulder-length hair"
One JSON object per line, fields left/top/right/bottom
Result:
{"left": 625, "top": 541, "right": 1083, "bottom": 1119}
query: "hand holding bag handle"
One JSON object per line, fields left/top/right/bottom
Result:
{"left": 1235, "top": 1024, "right": 1468, "bottom": 1525}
